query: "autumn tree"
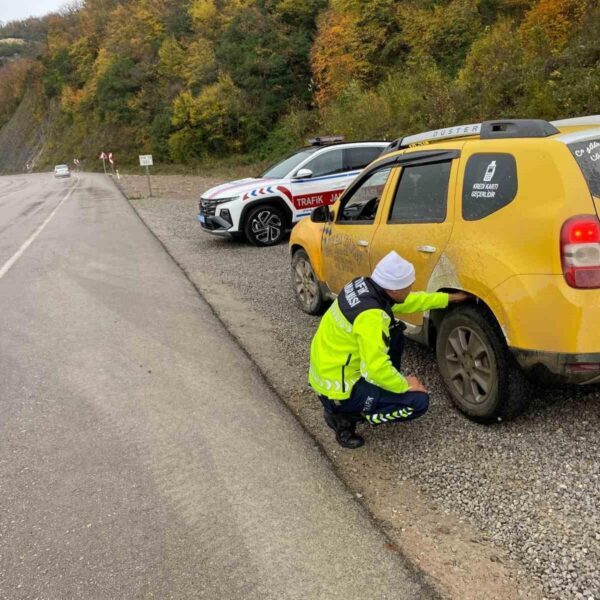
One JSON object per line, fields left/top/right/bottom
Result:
{"left": 169, "top": 74, "right": 246, "bottom": 160}
{"left": 0, "top": 59, "right": 36, "bottom": 127}
{"left": 311, "top": 8, "right": 371, "bottom": 107}
{"left": 455, "top": 20, "right": 527, "bottom": 120}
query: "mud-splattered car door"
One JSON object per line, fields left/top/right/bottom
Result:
{"left": 369, "top": 153, "right": 460, "bottom": 329}
{"left": 321, "top": 167, "right": 395, "bottom": 294}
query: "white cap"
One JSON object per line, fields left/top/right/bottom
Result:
{"left": 371, "top": 251, "right": 416, "bottom": 290}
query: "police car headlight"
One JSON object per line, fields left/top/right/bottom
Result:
{"left": 213, "top": 196, "right": 239, "bottom": 205}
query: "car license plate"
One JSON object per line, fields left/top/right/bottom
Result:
{"left": 197, "top": 214, "right": 206, "bottom": 225}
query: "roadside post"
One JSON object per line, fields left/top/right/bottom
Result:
{"left": 99, "top": 151, "right": 107, "bottom": 174}
{"left": 139, "top": 154, "right": 153, "bottom": 197}
{"left": 107, "top": 153, "right": 120, "bottom": 179}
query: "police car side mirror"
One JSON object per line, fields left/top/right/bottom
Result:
{"left": 311, "top": 206, "right": 331, "bottom": 223}
{"left": 294, "top": 168, "right": 313, "bottom": 179}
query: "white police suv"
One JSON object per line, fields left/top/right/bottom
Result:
{"left": 197, "top": 138, "right": 388, "bottom": 246}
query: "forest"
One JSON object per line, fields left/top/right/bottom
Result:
{"left": 1, "top": 0, "right": 599, "bottom": 167}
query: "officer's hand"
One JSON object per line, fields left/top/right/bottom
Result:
{"left": 448, "top": 292, "right": 470, "bottom": 303}
{"left": 406, "top": 375, "right": 428, "bottom": 393}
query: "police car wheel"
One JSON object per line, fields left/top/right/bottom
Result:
{"left": 291, "top": 249, "right": 326, "bottom": 315}
{"left": 244, "top": 206, "right": 285, "bottom": 247}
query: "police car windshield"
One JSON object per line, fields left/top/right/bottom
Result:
{"left": 261, "top": 148, "right": 318, "bottom": 179}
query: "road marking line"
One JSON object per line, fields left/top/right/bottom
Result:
{"left": 0, "top": 181, "right": 78, "bottom": 281}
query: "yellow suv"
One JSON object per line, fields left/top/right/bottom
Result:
{"left": 290, "top": 117, "right": 600, "bottom": 422}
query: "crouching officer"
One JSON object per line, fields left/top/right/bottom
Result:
{"left": 309, "top": 251, "right": 468, "bottom": 449}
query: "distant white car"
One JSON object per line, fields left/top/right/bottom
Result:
{"left": 54, "top": 164, "right": 70, "bottom": 178}
{"left": 197, "top": 139, "right": 388, "bottom": 246}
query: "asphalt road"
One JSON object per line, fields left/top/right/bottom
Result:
{"left": 0, "top": 173, "right": 434, "bottom": 599}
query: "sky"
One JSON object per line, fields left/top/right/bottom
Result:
{"left": 0, "top": 0, "right": 67, "bottom": 24}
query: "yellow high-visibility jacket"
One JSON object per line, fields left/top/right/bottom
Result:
{"left": 309, "top": 277, "right": 448, "bottom": 400}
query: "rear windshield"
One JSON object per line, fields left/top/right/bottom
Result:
{"left": 568, "top": 138, "right": 600, "bottom": 197}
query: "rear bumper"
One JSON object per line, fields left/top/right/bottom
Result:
{"left": 512, "top": 348, "right": 600, "bottom": 384}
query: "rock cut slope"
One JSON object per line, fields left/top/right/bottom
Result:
{"left": 0, "top": 90, "right": 46, "bottom": 175}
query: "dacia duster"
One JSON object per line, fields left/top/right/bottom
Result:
{"left": 290, "top": 117, "right": 600, "bottom": 422}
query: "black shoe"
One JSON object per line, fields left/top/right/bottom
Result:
{"left": 323, "top": 411, "right": 365, "bottom": 449}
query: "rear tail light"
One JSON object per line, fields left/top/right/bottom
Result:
{"left": 560, "top": 216, "right": 600, "bottom": 288}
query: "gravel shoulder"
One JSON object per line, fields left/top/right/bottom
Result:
{"left": 118, "top": 173, "right": 600, "bottom": 600}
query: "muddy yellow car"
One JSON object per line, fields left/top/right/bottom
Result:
{"left": 290, "top": 117, "right": 600, "bottom": 422}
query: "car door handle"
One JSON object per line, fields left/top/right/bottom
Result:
{"left": 357, "top": 240, "right": 369, "bottom": 247}
{"left": 417, "top": 245, "right": 437, "bottom": 253}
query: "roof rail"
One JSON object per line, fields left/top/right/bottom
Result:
{"left": 397, "top": 118, "right": 563, "bottom": 149}
{"left": 480, "top": 119, "right": 558, "bottom": 139}
{"left": 382, "top": 137, "right": 403, "bottom": 154}
{"left": 551, "top": 115, "right": 600, "bottom": 128}
{"left": 400, "top": 123, "right": 481, "bottom": 147}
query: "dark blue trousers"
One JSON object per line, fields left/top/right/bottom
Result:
{"left": 320, "top": 324, "right": 429, "bottom": 426}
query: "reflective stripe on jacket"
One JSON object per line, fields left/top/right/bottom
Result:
{"left": 309, "top": 277, "right": 449, "bottom": 400}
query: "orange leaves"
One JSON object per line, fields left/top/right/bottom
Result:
{"left": 311, "top": 9, "right": 371, "bottom": 107}
{"left": 59, "top": 85, "right": 85, "bottom": 114}
{"left": 520, "top": 0, "right": 593, "bottom": 54}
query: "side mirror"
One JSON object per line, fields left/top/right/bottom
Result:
{"left": 294, "top": 168, "right": 313, "bottom": 179}
{"left": 311, "top": 205, "right": 331, "bottom": 223}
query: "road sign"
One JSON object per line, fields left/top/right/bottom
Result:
{"left": 99, "top": 152, "right": 107, "bottom": 160}
{"left": 108, "top": 152, "right": 114, "bottom": 165}
{"left": 139, "top": 154, "right": 153, "bottom": 197}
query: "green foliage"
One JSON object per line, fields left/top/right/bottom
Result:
{"left": 167, "top": 127, "right": 204, "bottom": 163}
{"left": 534, "top": 5, "right": 600, "bottom": 118}
{"left": 320, "top": 61, "right": 457, "bottom": 140}
{"left": 455, "top": 20, "right": 527, "bottom": 120}
{"left": 95, "top": 56, "right": 142, "bottom": 124}
{"left": 161, "top": 0, "right": 194, "bottom": 37}
{"left": 215, "top": 7, "right": 313, "bottom": 123}
{"left": 0, "top": 16, "right": 50, "bottom": 42}
{"left": 170, "top": 75, "right": 246, "bottom": 160}
{"left": 0, "top": 58, "right": 37, "bottom": 128}
{"left": 262, "top": 106, "right": 320, "bottom": 158}
{"left": 399, "top": 0, "right": 483, "bottom": 76}
{"left": 3, "top": 0, "right": 600, "bottom": 168}
{"left": 150, "top": 110, "right": 174, "bottom": 160}
{"left": 183, "top": 38, "right": 217, "bottom": 94}
{"left": 42, "top": 47, "right": 75, "bottom": 97}
{"left": 0, "top": 42, "right": 27, "bottom": 57}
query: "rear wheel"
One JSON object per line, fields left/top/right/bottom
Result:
{"left": 291, "top": 249, "right": 326, "bottom": 315}
{"left": 244, "top": 205, "right": 286, "bottom": 246}
{"left": 436, "top": 305, "right": 530, "bottom": 423}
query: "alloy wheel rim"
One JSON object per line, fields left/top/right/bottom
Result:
{"left": 294, "top": 259, "right": 318, "bottom": 307}
{"left": 445, "top": 326, "right": 495, "bottom": 406}
{"left": 251, "top": 210, "right": 282, "bottom": 243}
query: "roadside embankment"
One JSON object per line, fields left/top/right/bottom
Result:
{"left": 117, "top": 173, "right": 600, "bottom": 600}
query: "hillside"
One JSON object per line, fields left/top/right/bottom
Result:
{"left": 0, "top": 90, "right": 46, "bottom": 173}
{"left": 1, "top": 0, "right": 600, "bottom": 172}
